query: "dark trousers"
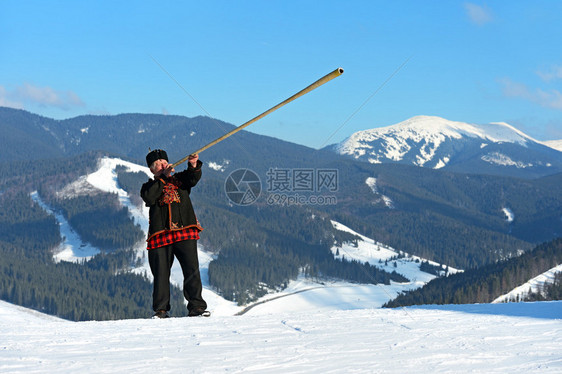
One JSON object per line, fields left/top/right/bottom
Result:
{"left": 148, "top": 239, "right": 207, "bottom": 313}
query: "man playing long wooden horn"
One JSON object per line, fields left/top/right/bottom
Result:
{"left": 141, "top": 149, "right": 209, "bottom": 318}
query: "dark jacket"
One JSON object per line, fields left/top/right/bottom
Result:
{"left": 140, "top": 160, "right": 203, "bottom": 240}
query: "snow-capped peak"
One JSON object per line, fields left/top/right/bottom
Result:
{"left": 337, "top": 116, "right": 533, "bottom": 154}
{"left": 332, "top": 115, "right": 552, "bottom": 171}
{"left": 543, "top": 139, "right": 562, "bottom": 152}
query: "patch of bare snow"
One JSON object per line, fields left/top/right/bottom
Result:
{"left": 365, "top": 177, "right": 394, "bottom": 208}
{"left": 434, "top": 156, "right": 449, "bottom": 169}
{"left": 502, "top": 207, "right": 515, "bottom": 222}
{"left": 207, "top": 159, "right": 230, "bottom": 172}
{"left": 481, "top": 152, "right": 533, "bottom": 168}
{"left": 56, "top": 176, "right": 101, "bottom": 199}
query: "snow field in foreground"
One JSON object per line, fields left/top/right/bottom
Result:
{"left": 1, "top": 300, "right": 561, "bottom": 374}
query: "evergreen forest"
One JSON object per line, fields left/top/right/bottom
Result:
{"left": 384, "top": 238, "right": 562, "bottom": 308}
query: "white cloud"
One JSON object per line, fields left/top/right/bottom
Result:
{"left": 499, "top": 78, "right": 529, "bottom": 98}
{"left": 0, "top": 86, "right": 24, "bottom": 109}
{"left": 535, "top": 88, "right": 562, "bottom": 110}
{"left": 464, "top": 3, "right": 493, "bottom": 26}
{"left": 0, "top": 83, "right": 84, "bottom": 110}
{"left": 537, "top": 65, "right": 562, "bottom": 82}
{"left": 499, "top": 78, "right": 562, "bottom": 110}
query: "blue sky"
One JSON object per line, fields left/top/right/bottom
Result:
{"left": 1, "top": 1, "right": 562, "bottom": 148}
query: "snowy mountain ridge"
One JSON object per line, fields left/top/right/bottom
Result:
{"left": 338, "top": 116, "right": 534, "bottom": 152}
{"left": 544, "top": 139, "right": 562, "bottom": 152}
{"left": 331, "top": 115, "right": 562, "bottom": 176}
{"left": 335, "top": 116, "right": 533, "bottom": 163}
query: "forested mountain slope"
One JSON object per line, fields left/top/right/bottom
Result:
{"left": 384, "top": 238, "right": 562, "bottom": 307}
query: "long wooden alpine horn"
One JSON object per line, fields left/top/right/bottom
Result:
{"left": 170, "top": 67, "right": 344, "bottom": 168}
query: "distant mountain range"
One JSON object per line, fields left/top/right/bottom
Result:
{"left": 1, "top": 106, "right": 561, "bottom": 317}
{"left": 2, "top": 107, "right": 561, "bottom": 179}
{"left": 0, "top": 106, "right": 342, "bottom": 177}
{"left": 327, "top": 115, "right": 562, "bottom": 179}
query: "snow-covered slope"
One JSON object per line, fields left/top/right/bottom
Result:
{"left": 238, "top": 221, "right": 460, "bottom": 316}
{"left": 31, "top": 191, "right": 101, "bottom": 262}
{"left": 1, "top": 299, "right": 561, "bottom": 373}
{"left": 330, "top": 221, "right": 460, "bottom": 280}
{"left": 493, "top": 264, "right": 562, "bottom": 303}
{"left": 32, "top": 156, "right": 453, "bottom": 316}
{"left": 330, "top": 116, "right": 562, "bottom": 177}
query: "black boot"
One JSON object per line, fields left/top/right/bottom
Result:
{"left": 152, "top": 310, "right": 170, "bottom": 319}
{"left": 188, "top": 308, "right": 211, "bottom": 317}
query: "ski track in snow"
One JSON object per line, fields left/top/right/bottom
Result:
{"left": 1, "top": 300, "right": 561, "bottom": 374}
{"left": 30, "top": 191, "right": 100, "bottom": 262}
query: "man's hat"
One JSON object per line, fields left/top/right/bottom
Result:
{"left": 146, "top": 149, "right": 168, "bottom": 167}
